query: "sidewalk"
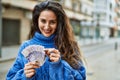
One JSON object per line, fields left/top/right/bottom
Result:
{"left": 81, "top": 38, "right": 120, "bottom": 51}
{"left": 0, "top": 38, "right": 120, "bottom": 62}
{"left": 0, "top": 46, "right": 19, "bottom": 62}
{"left": 86, "top": 47, "right": 120, "bottom": 80}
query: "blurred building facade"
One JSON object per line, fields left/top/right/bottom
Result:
{"left": 63, "top": 0, "right": 93, "bottom": 39}
{"left": 115, "top": 0, "right": 120, "bottom": 37}
{"left": 2, "top": 0, "right": 37, "bottom": 46}
{"left": 1, "top": 0, "right": 93, "bottom": 46}
{"left": 1, "top": 0, "right": 119, "bottom": 47}
{"left": 93, "top": 0, "right": 118, "bottom": 39}
{"left": 79, "top": 0, "right": 94, "bottom": 39}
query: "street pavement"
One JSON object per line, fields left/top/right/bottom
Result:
{"left": 0, "top": 38, "right": 120, "bottom": 80}
{"left": 86, "top": 46, "right": 120, "bottom": 80}
{"left": 80, "top": 38, "right": 120, "bottom": 80}
{"left": 0, "top": 60, "right": 14, "bottom": 80}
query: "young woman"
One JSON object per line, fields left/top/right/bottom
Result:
{"left": 6, "top": 1, "right": 86, "bottom": 80}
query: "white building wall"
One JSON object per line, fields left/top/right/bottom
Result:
{"left": 2, "top": 7, "right": 31, "bottom": 43}
{"left": 94, "top": 0, "right": 116, "bottom": 38}
{"left": 64, "top": 0, "right": 72, "bottom": 9}
{"left": 80, "top": 0, "right": 94, "bottom": 38}
{"left": 81, "top": 0, "right": 93, "bottom": 17}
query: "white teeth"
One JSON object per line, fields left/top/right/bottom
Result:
{"left": 44, "top": 30, "right": 51, "bottom": 33}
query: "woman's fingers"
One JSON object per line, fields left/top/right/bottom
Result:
{"left": 47, "top": 48, "right": 60, "bottom": 62}
{"left": 50, "top": 56, "right": 60, "bottom": 62}
{"left": 24, "top": 61, "right": 39, "bottom": 78}
{"left": 44, "top": 48, "right": 61, "bottom": 62}
{"left": 24, "top": 68, "right": 35, "bottom": 74}
{"left": 24, "top": 61, "right": 39, "bottom": 70}
{"left": 49, "top": 52, "right": 60, "bottom": 58}
{"left": 25, "top": 70, "right": 35, "bottom": 78}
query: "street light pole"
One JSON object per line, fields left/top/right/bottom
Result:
{"left": 0, "top": 0, "right": 2, "bottom": 57}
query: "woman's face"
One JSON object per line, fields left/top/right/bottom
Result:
{"left": 38, "top": 10, "right": 57, "bottom": 37}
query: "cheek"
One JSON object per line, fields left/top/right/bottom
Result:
{"left": 38, "top": 21, "right": 41, "bottom": 27}
{"left": 39, "top": 26, "right": 43, "bottom": 32}
{"left": 53, "top": 25, "right": 57, "bottom": 31}
{"left": 54, "top": 23, "right": 57, "bottom": 29}
{"left": 38, "top": 22, "right": 43, "bottom": 30}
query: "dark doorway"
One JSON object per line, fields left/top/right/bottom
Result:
{"left": 110, "top": 27, "right": 114, "bottom": 37}
{"left": 2, "top": 18, "right": 20, "bottom": 46}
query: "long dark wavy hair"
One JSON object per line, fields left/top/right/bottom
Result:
{"left": 28, "top": 0, "right": 85, "bottom": 69}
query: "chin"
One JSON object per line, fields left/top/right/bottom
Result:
{"left": 44, "top": 34, "right": 51, "bottom": 37}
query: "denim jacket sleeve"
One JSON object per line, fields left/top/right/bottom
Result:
{"left": 6, "top": 42, "right": 28, "bottom": 80}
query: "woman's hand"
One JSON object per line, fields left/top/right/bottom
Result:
{"left": 24, "top": 61, "right": 39, "bottom": 78}
{"left": 45, "top": 48, "right": 61, "bottom": 62}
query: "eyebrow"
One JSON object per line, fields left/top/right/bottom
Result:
{"left": 39, "top": 17, "right": 57, "bottom": 21}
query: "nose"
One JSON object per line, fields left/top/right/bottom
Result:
{"left": 44, "top": 22, "right": 50, "bottom": 29}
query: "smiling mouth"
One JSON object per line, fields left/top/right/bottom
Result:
{"left": 44, "top": 30, "right": 51, "bottom": 34}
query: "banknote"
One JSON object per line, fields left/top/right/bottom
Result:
{"left": 22, "top": 45, "right": 46, "bottom": 66}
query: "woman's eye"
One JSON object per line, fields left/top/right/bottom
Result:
{"left": 50, "top": 21, "right": 56, "bottom": 24}
{"left": 41, "top": 19, "right": 46, "bottom": 23}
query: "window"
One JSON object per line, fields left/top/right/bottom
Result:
{"left": 2, "top": 18, "right": 20, "bottom": 46}
{"left": 110, "top": 3, "right": 112, "bottom": 11}
{"left": 72, "top": 1, "right": 77, "bottom": 11}
{"left": 109, "top": 15, "right": 112, "bottom": 22}
{"left": 79, "top": 2, "right": 82, "bottom": 12}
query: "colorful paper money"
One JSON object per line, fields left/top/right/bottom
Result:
{"left": 22, "top": 45, "right": 45, "bottom": 66}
